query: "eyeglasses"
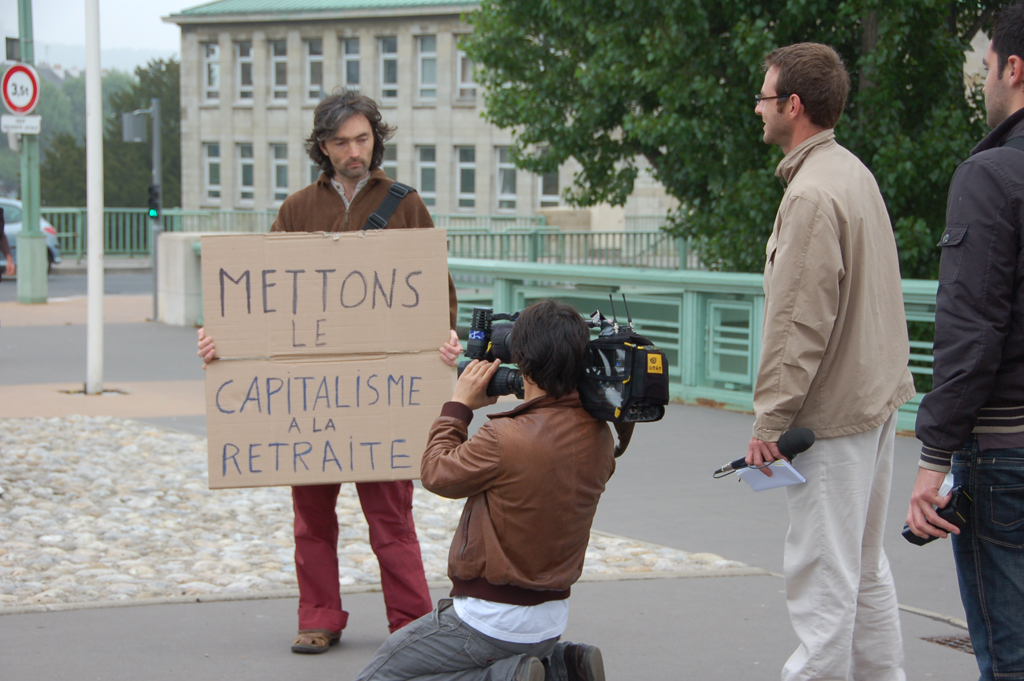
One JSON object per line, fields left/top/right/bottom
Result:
{"left": 754, "top": 93, "right": 791, "bottom": 103}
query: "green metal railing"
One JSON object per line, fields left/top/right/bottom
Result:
{"left": 162, "top": 209, "right": 279, "bottom": 234}
{"left": 448, "top": 230, "right": 700, "bottom": 269}
{"left": 40, "top": 206, "right": 702, "bottom": 268}
{"left": 446, "top": 258, "right": 936, "bottom": 430}
{"left": 430, "top": 213, "right": 547, "bottom": 232}
{"left": 42, "top": 207, "right": 152, "bottom": 259}
{"left": 625, "top": 214, "right": 672, "bottom": 231}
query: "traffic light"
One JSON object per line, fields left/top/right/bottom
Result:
{"left": 147, "top": 184, "right": 160, "bottom": 219}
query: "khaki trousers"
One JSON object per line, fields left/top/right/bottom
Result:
{"left": 782, "top": 412, "right": 906, "bottom": 681}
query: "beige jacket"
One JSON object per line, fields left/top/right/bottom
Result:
{"left": 753, "top": 130, "right": 915, "bottom": 441}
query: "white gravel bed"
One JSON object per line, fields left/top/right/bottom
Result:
{"left": 0, "top": 416, "right": 750, "bottom": 611}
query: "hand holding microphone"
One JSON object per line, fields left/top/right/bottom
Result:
{"left": 713, "top": 427, "right": 815, "bottom": 478}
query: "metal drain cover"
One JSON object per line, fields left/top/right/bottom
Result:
{"left": 923, "top": 634, "right": 974, "bottom": 655}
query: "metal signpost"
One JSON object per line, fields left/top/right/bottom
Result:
{"left": 123, "top": 99, "right": 162, "bottom": 319}
{"left": 3, "top": 36, "right": 47, "bottom": 303}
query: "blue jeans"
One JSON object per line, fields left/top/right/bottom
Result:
{"left": 354, "top": 599, "right": 572, "bottom": 681}
{"left": 952, "top": 440, "right": 1024, "bottom": 681}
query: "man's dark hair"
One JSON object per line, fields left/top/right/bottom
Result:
{"left": 764, "top": 43, "right": 850, "bottom": 129}
{"left": 510, "top": 299, "right": 590, "bottom": 399}
{"left": 992, "top": 2, "right": 1024, "bottom": 77}
{"left": 305, "top": 89, "right": 396, "bottom": 176}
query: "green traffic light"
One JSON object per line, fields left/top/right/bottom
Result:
{"left": 148, "top": 209, "right": 158, "bottom": 218}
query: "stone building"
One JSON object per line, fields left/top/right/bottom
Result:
{"left": 165, "top": 0, "right": 572, "bottom": 217}
{"left": 165, "top": 0, "right": 675, "bottom": 224}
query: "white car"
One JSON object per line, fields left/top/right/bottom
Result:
{"left": 0, "top": 197, "right": 62, "bottom": 273}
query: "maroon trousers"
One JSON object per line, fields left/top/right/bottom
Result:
{"left": 292, "top": 481, "right": 432, "bottom": 634}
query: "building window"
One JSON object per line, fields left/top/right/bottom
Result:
{"left": 382, "top": 146, "right": 398, "bottom": 180}
{"left": 457, "top": 49, "right": 476, "bottom": 100}
{"left": 539, "top": 171, "right": 560, "bottom": 207}
{"left": 496, "top": 147, "right": 516, "bottom": 210}
{"left": 417, "top": 146, "right": 436, "bottom": 207}
{"left": 270, "top": 40, "right": 287, "bottom": 99}
{"left": 236, "top": 41, "right": 253, "bottom": 100}
{"left": 343, "top": 37, "right": 360, "bottom": 92}
{"left": 271, "top": 144, "right": 288, "bottom": 201}
{"left": 456, "top": 146, "right": 475, "bottom": 209}
{"left": 203, "top": 43, "right": 220, "bottom": 100}
{"left": 204, "top": 143, "right": 221, "bottom": 200}
{"left": 538, "top": 148, "right": 559, "bottom": 207}
{"left": 417, "top": 35, "right": 437, "bottom": 100}
{"left": 306, "top": 38, "right": 323, "bottom": 100}
{"left": 379, "top": 36, "right": 397, "bottom": 99}
{"left": 238, "top": 143, "right": 254, "bottom": 201}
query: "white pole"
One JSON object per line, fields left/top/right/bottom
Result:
{"left": 84, "top": 0, "right": 104, "bottom": 394}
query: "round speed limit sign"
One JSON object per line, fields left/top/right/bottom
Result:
{"left": 2, "top": 63, "right": 40, "bottom": 115}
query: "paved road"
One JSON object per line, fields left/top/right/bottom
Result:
{"left": 0, "top": 277, "right": 978, "bottom": 680}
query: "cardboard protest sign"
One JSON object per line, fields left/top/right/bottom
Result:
{"left": 202, "top": 230, "right": 453, "bottom": 489}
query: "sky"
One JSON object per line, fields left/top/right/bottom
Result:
{"left": 2, "top": 0, "right": 198, "bottom": 69}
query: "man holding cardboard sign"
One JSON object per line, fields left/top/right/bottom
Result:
{"left": 198, "top": 90, "right": 461, "bottom": 654}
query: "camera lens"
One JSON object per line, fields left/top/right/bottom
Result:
{"left": 456, "top": 362, "right": 525, "bottom": 400}
{"left": 489, "top": 366, "right": 524, "bottom": 399}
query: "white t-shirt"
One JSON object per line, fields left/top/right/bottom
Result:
{"left": 453, "top": 596, "right": 569, "bottom": 644}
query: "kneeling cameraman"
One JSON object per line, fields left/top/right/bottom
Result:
{"left": 355, "top": 299, "right": 615, "bottom": 681}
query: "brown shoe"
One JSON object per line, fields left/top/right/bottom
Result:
{"left": 514, "top": 656, "right": 545, "bottom": 681}
{"left": 291, "top": 629, "right": 341, "bottom": 654}
{"left": 563, "top": 643, "right": 605, "bottom": 681}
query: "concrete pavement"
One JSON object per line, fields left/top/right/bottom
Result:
{"left": 0, "top": 273, "right": 978, "bottom": 680}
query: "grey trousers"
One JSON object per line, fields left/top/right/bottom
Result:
{"left": 354, "top": 599, "right": 573, "bottom": 681}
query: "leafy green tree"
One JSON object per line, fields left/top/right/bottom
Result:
{"left": 38, "top": 59, "right": 180, "bottom": 208}
{"left": 35, "top": 78, "right": 76, "bottom": 154}
{"left": 39, "top": 132, "right": 86, "bottom": 206}
{"left": 59, "top": 69, "right": 136, "bottom": 142}
{"left": 104, "top": 58, "right": 181, "bottom": 208}
{"left": 464, "top": 0, "right": 997, "bottom": 277}
{"left": 4, "top": 65, "right": 134, "bottom": 199}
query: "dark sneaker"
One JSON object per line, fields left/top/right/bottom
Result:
{"left": 514, "top": 656, "right": 545, "bottom": 681}
{"left": 564, "top": 643, "right": 605, "bottom": 681}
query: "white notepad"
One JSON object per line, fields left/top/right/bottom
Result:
{"left": 737, "top": 459, "right": 806, "bottom": 491}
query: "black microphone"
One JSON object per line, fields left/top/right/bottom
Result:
{"left": 713, "top": 427, "right": 815, "bottom": 477}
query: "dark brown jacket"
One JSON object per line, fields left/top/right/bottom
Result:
{"left": 422, "top": 394, "right": 615, "bottom": 605}
{"left": 272, "top": 168, "right": 457, "bottom": 329}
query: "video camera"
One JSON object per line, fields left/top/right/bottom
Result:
{"left": 457, "top": 296, "right": 669, "bottom": 423}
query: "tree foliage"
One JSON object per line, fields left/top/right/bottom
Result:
{"left": 103, "top": 58, "right": 181, "bottom": 208}
{"left": 39, "top": 59, "right": 181, "bottom": 209}
{"left": 464, "top": 0, "right": 997, "bottom": 277}
{"left": 2, "top": 65, "right": 134, "bottom": 199}
{"left": 40, "top": 133, "right": 86, "bottom": 206}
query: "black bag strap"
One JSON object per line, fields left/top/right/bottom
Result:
{"left": 1001, "top": 137, "right": 1024, "bottom": 153}
{"left": 363, "top": 182, "right": 415, "bottom": 230}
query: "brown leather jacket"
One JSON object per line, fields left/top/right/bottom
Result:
{"left": 421, "top": 394, "right": 615, "bottom": 605}
{"left": 272, "top": 167, "right": 457, "bottom": 329}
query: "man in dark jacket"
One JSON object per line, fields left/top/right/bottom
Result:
{"left": 198, "top": 90, "right": 462, "bottom": 654}
{"left": 354, "top": 299, "right": 613, "bottom": 681}
{"left": 908, "top": 4, "right": 1024, "bottom": 679}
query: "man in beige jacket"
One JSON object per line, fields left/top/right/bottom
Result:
{"left": 745, "top": 43, "right": 915, "bottom": 681}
